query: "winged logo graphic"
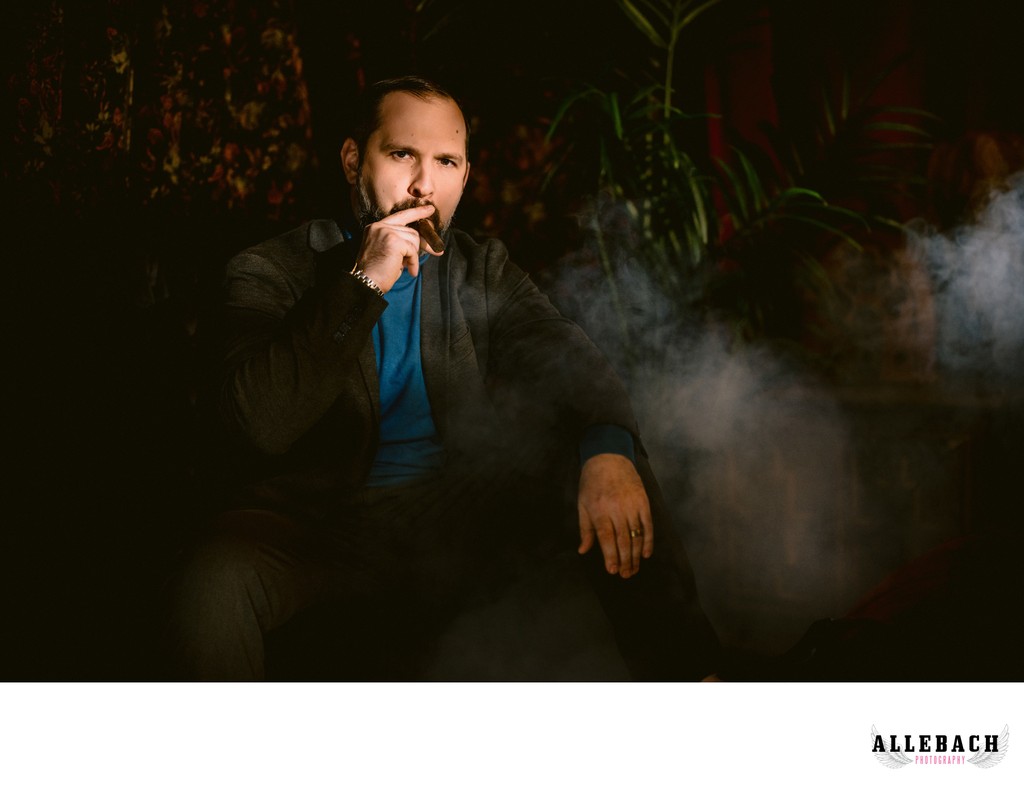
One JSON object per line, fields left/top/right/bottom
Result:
{"left": 871, "top": 725, "right": 912, "bottom": 769}
{"left": 968, "top": 725, "right": 1009, "bottom": 768}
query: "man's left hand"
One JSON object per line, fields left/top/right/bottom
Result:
{"left": 577, "top": 454, "right": 653, "bottom": 579}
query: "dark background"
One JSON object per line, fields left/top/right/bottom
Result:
{"left": 6, "top": 0, "right": 1023, "bottom": 680}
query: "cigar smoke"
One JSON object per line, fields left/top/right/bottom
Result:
{"left": 551, "top": 249, "right": 853, "bottom": 654}
{"left": 913, "top": 173, "right": 1024, "bottom": 385}
{"left": 426, "top": 176, "right": 1023, "bottom": 675}
{"left": 823, "top": 173, "right": 1024, "bottom": 390}
{"left": 546, "top": 177, "right": 1024, "bottom": 658}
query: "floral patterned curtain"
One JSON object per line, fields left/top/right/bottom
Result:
{"left": 8, "top": 0, "right": 318, "bottom": 223}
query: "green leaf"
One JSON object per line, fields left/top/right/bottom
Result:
{"left": 873, "top": 215, "right": 905, "bottom": 228}
{"left": 628, "top": 83, "right": 664, "bottom": 107}
{"left": 867, "top": 105, "right": 943, "bottom": 122}
{"left": 778, "top": 214, "right": 864, "bottom": 251}
{"left": 735, "top": 148, "right": 768, "bottom": 213}
{"left": 715, "top": 157, "right": 750, "bottom": 223}
{"left": 690, "top": 175, "right": 710, "bottom": 245}
{"left": 610, "top": 92, "right": 624, "bottom": 140}
{"left": 792, "top": 251, "right": 835, "bottom": 296}
{"left": 821, "top": 85, "right": 836, "bottom": 138}
{"left": 857, "top": 141, "right": 935, "bottom": 151}
{"left": 784, "top": 202, "right": 871, "bottom": 229}
{"left": 633, "top": 0, "right": 671, "bottom": 27}
{"left": 539, "top": 142, "right": 575, "bottom": 195}
{"left": 616, "top": 0, "right": 668, "bottom": 48}
{"left": 776, "top": 187, "right": 827, "bottom": 205}
{"left": 868, "top": 169, "right": 930, "bottom": 180}
{"left": 544, "top": 86, "right": 600, "bottom": 142}
{"left": 861, "top": 122, "right": 934, "bottom": 137}
{"left": 678, "top": 0, "right": 725, "bottom": 31}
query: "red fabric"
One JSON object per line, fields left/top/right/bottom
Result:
{"left": 845, "top": 535, "right": 972, "bottom": 623}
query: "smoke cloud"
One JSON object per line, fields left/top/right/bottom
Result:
{"left": 546, "top": 179, "right": 1024, "bottom": 659}
{"left": 426, "top": 176, "right": 1023, "bottom": 676}
{"left": 914, "top": 172, "right": 1024, "bottom": 385}
{"left": 547, "top": 224, "right": 851, "bottom": 655}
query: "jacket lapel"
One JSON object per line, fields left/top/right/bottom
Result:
{"left": 420, "top": 251, "right": 448, "bottom": 438}
{"left": 357, "top": 335, "right": 381, "bottom": 426}
{"left": 314, "top": 231, "right": 381, "bottom": 428}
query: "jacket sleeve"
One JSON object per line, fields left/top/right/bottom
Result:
{"left": 480, "top": 239, "right": 640, "bottom": 446}
{"left": 219, "top": 246, "right": 386, "bottom": 455}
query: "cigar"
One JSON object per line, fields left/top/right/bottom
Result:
{"left": 410, "top": 218, "right": 445, "bottom": 252}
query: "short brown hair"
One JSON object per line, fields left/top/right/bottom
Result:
{"left": 348, "top": 76, "right": 470, "bottom": 160}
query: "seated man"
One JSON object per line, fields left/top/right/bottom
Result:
{"left": 167, "top": 76, "right": 719, "bottom": 680}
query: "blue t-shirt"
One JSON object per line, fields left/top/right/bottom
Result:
{"left": 367, "top": 257, "right": 446, "bottom": 486}
{"left": 365, "top": 256, "right": 635, "bottom": 487}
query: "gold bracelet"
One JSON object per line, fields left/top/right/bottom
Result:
{"left": 349, "top": 264, "right": 383, "bottom": 297}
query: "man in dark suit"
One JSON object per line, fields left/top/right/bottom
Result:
{"left": 168, "top": 76, "right": 719, "bottom": 680}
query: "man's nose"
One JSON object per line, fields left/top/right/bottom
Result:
{"left": 409, "top": 163, "right": 434, "bottom": 198}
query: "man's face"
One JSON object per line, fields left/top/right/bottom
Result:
{"left": 342, "top": 91, "right": 470, "bottom": 239}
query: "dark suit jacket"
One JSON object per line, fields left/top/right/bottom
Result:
{"left": 217, "top": 219, "right": 639, "bottom": 514}
{"left": 215, "top": 219, "right": 720, "bottom": 678}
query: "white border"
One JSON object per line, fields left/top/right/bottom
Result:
{"left": 2, "top": 682, "right": 1020, "bottom": 807}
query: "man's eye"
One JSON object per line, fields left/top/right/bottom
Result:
{"left": 391, "top": 150, "right": 410, "bottom": 159}
{"left": 439, "top": 158, "right": 455, "bottom": 167}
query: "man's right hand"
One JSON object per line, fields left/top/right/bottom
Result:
{"left": 354, "top": 204, "right": 441, "bottom": 294}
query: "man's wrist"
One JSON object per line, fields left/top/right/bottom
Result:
{"left": 349, "top": 264, "right": 384, "bottom": 296}
{"left": 579, "top": 423, "right": 636, "bottom": 465}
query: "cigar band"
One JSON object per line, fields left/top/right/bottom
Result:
{"left": 349, "top": 264, "right": 384, "bottom": 297}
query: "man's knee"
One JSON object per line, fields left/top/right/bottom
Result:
{"left": 169, "top": 510, "right": 312, "bottom": 635}
{"left": 178, "top": 535, "right": 265, "bottom": 611}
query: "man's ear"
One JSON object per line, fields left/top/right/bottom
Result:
{"left": 340, "top": 137, "right": 360, "bottom": 184}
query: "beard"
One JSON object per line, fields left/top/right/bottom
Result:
{"left": 355, "top": 167, "right": 451, "bottom": 239}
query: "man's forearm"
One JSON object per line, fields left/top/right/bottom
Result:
{"left": 220, "top": 255, "right": 386, "bottom": 455}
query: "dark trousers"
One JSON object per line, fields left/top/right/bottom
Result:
{"left": 166, "top": 463, "right": 720, "bottom": 681}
